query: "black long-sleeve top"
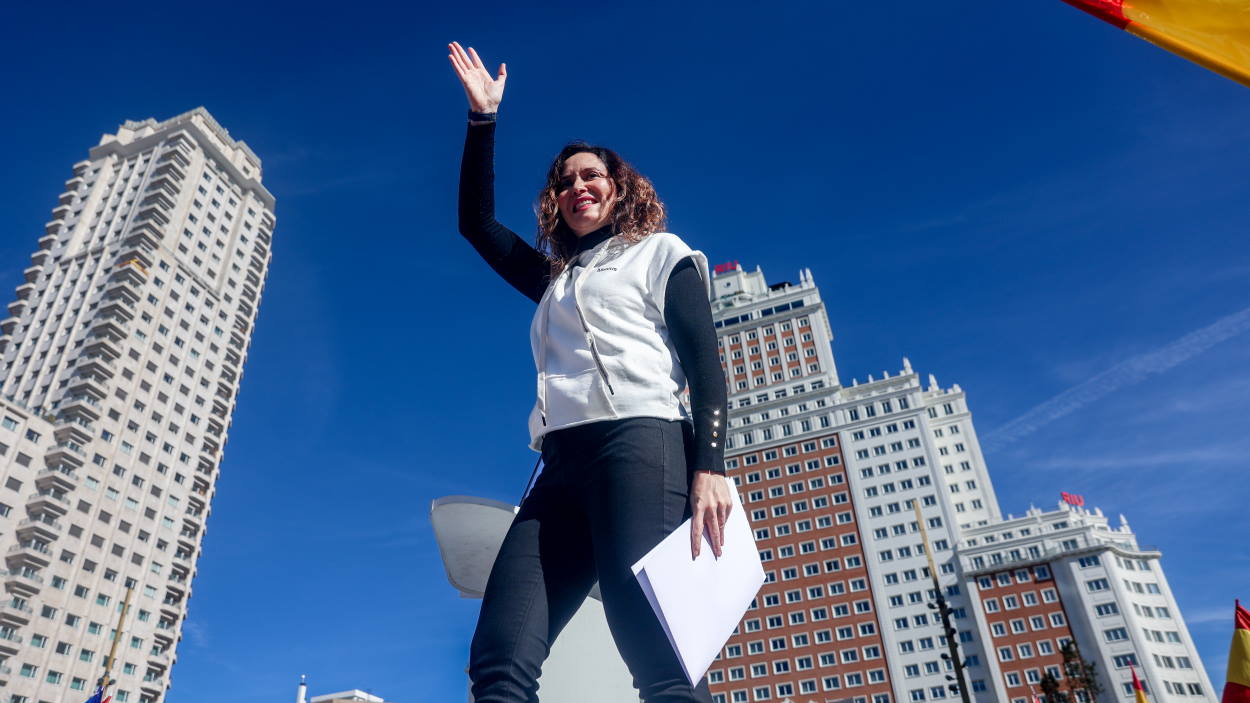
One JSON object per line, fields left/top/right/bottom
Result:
{"left": 458, "top": 121, "right": 728, "bottom": 474}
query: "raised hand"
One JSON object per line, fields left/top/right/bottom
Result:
{"left": 448, "top": 41, "right": 507, "bottom": 113}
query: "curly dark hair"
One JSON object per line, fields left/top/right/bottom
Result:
{"left": 535, "top": 142, "right": 666, "bottom": 277}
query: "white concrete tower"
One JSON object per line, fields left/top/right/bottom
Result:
{"left": 0, "top": 108, "right": 274, "bottom": 703}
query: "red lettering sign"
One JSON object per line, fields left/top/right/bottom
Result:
{"left": 713, "top": 260, "right": 740, "bottom": 275}
{"left": 1061, "top": 492, "right": 1085, "bottom": 507}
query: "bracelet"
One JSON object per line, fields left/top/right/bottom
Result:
{"left": 468, "top": 109, "right": 497, "bottom": 123}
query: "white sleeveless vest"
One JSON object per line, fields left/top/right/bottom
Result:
{"left": 528, "top": 232, "right": 711, "bottom": 449}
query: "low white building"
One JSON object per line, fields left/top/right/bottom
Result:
{"left": 956, "top": 502, "right": 1216, "bottom": 702}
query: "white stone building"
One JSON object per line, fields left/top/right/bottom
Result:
{"left": 0, "top": 107, "right": 274, "bottom": 703}
{"left": 957, "top": 503, "right": 1217, "bottom": 702}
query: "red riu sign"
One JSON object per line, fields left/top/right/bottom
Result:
{"left": 713, "top": 260, "right": 740, "bottom": 275}
{"left": 1061, "top": 492, "right": 1085, "bottom": 507}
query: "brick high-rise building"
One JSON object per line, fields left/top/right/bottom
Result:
{"left": 0, "top": 108, "right": 274, "bottom": 703}
{"left": 704, "top": 263, "right": 1213, "bottom": 703}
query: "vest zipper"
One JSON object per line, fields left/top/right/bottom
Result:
{"left": 575, "top": 304, "right": 615, "bottom": 396}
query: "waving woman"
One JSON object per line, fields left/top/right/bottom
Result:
{"left": 449, "top": 41, "right": 731, "bottom": 703}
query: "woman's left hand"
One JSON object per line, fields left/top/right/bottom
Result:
{"left": 690, "top": 470, "right": 733, "bottom": 559}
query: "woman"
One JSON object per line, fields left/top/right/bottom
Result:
{"left": 449, "top": 41, "right": 733, "bottom": 703}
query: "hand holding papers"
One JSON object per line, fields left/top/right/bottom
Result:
{"left": 630, "top": 481, "right": 766, "bottom": 685}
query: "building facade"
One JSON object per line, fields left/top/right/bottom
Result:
{"left": 0, "top": 108, "right": 274, "bottom": 703}
{"left": 703, "top": 263, "right": 1213, "bottom": 703}
{"left": 959, "top": 504, "right": 1216, "bottom": 702}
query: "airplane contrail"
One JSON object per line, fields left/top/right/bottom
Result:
{"left": 982, "top": 304, "right": 1250, "bottom": 453}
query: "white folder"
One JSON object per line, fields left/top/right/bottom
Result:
{"left": 630, "top": 481, "right": 766, "bottom": 685}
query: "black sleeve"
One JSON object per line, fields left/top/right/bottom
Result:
{"left": 458, "top": 122, "right": 550, "bottom": 304}
{"left": 664, "top": 257, "right": 729, "bottom": 475}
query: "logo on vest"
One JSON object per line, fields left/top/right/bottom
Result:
{"left": 595, "top": 267, "right": 618, "bottom": 272}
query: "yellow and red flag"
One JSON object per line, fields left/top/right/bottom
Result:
{"left": 1226, "top": 600, "right": 1250, "bottom": 703}
{"left": 1061, "top": 0, "right": 1250, "bottom": 88}
{"left": 1130, "top": 664, "right": 1149, "bottom": 702}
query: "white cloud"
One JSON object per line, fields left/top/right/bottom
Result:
{"left": 984, "top": 304, "right": 1250, "bottom": 452}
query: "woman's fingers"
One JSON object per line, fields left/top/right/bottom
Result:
{"left": 468, "top": 45, "right": 486, "bottom": 70}
{"left": 690, "top": 508, "right": 704, "bottom": 559}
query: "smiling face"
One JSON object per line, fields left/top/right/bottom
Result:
{"left": 556, "top": 152, "right": 617, "bottom": 237}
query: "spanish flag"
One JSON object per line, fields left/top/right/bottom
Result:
{"left": 1226, "top": 600, "right": 1250, "bottom": 703}
{"left": 1061, "top": 0, "right": 1250, "bottom": 88}
{"left": 1131, "top": 664, "right": 1149, "bottom": 703}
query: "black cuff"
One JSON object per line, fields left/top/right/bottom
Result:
{"left": 468, "top": 110, "right": 497, "bottom": 123}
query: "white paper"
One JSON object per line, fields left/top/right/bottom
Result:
{"left": 630, "top": 481, "right": 766, "bottom": 685}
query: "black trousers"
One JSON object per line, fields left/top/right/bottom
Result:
{"left": 468, "top": 417, "right": 715, "bottom": 703}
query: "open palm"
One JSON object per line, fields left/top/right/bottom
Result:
{"left": 448, "top": 41, "right": 506, "bottom": 113}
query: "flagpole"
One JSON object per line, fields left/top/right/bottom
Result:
{"left": 98, "top": 586, "right": 134, "bottom": 693}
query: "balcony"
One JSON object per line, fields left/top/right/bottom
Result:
{"left": 26, "top": 490, "right": 69, "bottom": 516}
{"left": 0, "top": 600, "right": 32, "bottom": 625}
{"left": 6, "top": 540, "right": 52, "bottom": 567}
{"left": 58, "top": 190, "right": 76, "bottom": 207}
{"left": 145, "top": 176, "right": 178, "bottom": 200}
{"left": 157, "top": 148, "right": 191, "bottom": 168}
{"left": 141, "top": 677, "right": 167, "bottom": 693}
{"left": 51, "top": 204, "right": 72, "bottom": 220}
{"left": 0, "top": 317, "right": 19, "bottom": 335}
{"left": 58, "top": 394, "right": 102, "bottom": 421}
{"left": 45, "top": 441, "right": 86, "bottom": 468}
{"left": 83, "top": 334, "right": 121, "bottom": 360}
{"left": 14, "top": 282, "right": 36, "bottom": 300}
{"left": 129, "top": 218, "right": 163, "bottom": 242}
{"left": 1, "top": 568, "right": 44, "bottom": 594}
{"left": 7, "top": 300, "right": 26, "bottom": 318}
{"left": 30, "top": 250, "right": 49, "bottom": 267}
{"left": 76, "top": 354, "right": 116, "bottom": 378}
{"left": 140, "top": 189, "right": 175, "bottom": 211}
{"left": 109, "top": 262, "right": 146, "bottom": 286}
{"left": 104, "top": 281, "right": 141, "bottom": 305}
{"left": 152, "top": 159, "right": 186, "bottom": 181}
{"left": 116, "top": 246, "right": 155, "bottom": 271}
{"left": 89, "top": 316, "right": 129, "bottom": 342}
{"left": 0, "top": 628, "right": 25, "bottom": 653}
{"left": 192, "top": 478, "right": 210, "bottom": 497}
{"left": 35, "top": 465, "right": 78, "bottom": 492}
{"left": 67, "top": 374, "right": 108, "bottom": 400}
{"left": 125, "top": 230, "right": 161, "bottom": 251}
{"left": 40, "top": 225, "right": 58, "bottom": 241}
{"left": 23, "top": 265, "right": 42, "bottom": 284}
{"left": 148, "top": 651, "right": 171, "bottom": 667}
{"left": 53, "top": 420, "right": 92, "bottom": 445}
{"left": 97, "top": 300, "right": 134, "bottom": 324}
{"left": 146, "top": 171, "right": 179, "bottom": 195}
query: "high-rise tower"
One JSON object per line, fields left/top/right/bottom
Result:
{"left": 0, "top": 108, "right": 274, "bottom": 702}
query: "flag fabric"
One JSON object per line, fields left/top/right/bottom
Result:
{"left": 1226, "top": 600, "right": 1250, "bottom": 703}
{"left": 1060, "top": 0, "right": 1250, "bottom": 88}
{"left": 84, "top": 686, "right": 104, "bottom": 703}
{"left": 1131, "top": 663, "right": 1149, "bottom": 703}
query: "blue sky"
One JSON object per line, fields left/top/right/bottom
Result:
{"left": 1, "top": 1, "right": 1248, "bottom": 700}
